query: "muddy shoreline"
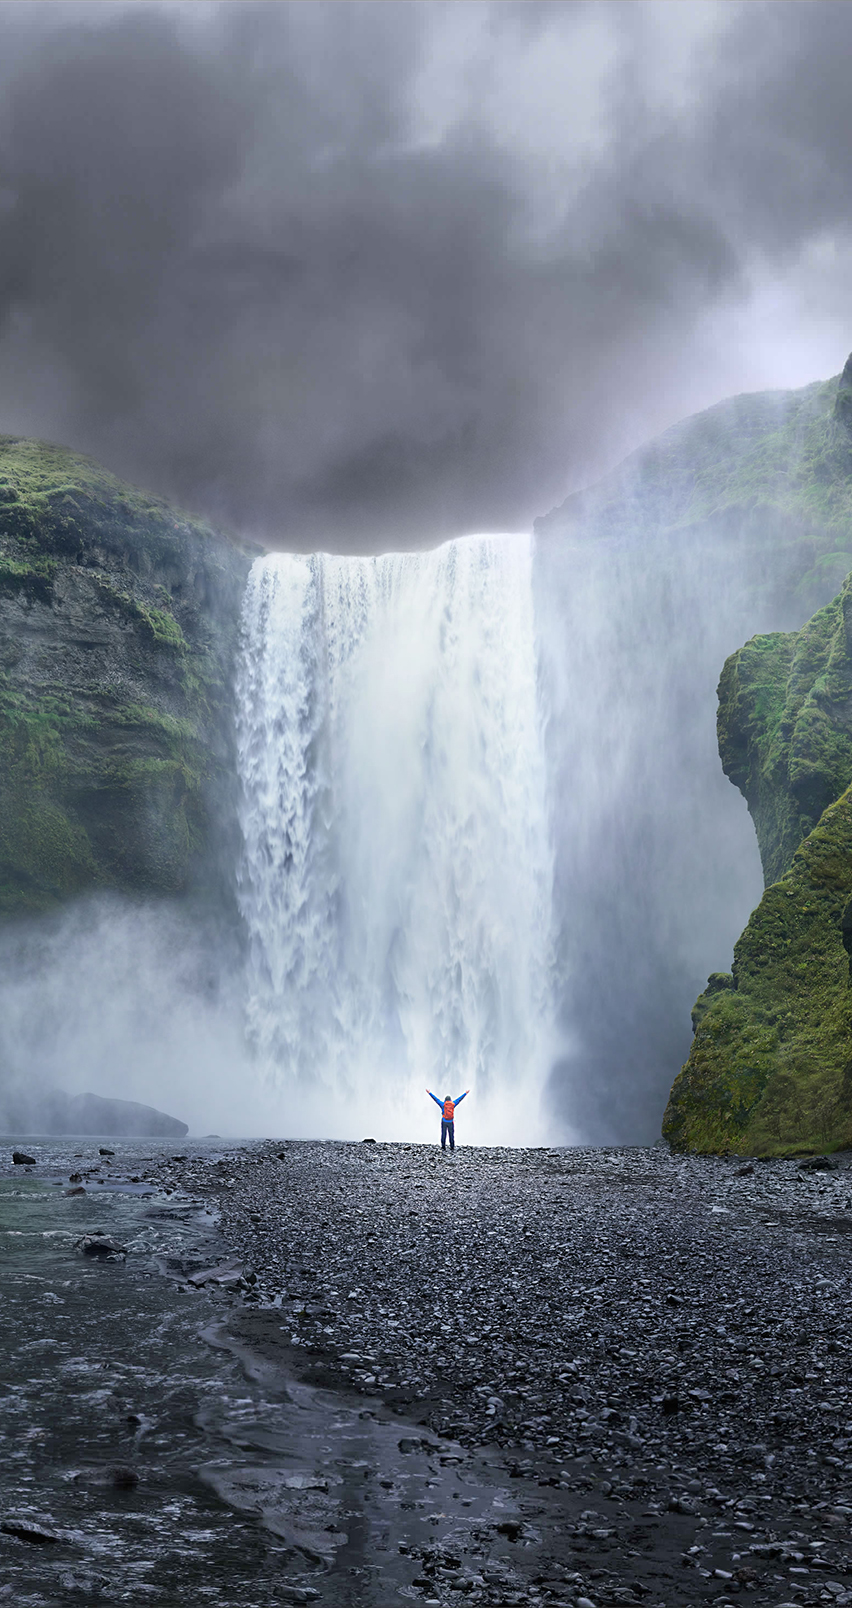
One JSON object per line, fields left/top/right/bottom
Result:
{"left": 139, "top": 1138, "right": 852, "bottom": 1608}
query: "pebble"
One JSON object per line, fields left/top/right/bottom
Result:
{"left": 143, "top": 1140, "right": 852, "bottom": 1608}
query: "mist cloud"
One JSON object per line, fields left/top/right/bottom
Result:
{"left": 0, "top": 1, "right": 851, "bottom": 547}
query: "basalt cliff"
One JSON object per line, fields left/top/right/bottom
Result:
{"left": 0, "top": 437, "right": 253, "bottom": 917}
{"left": 663, "top": 355, "right": 852, "bottom": 1154}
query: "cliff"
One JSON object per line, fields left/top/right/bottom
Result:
{"left": 663, "top": 359, "right": 852, "bottom": 1154}
{"left": 0, "top": 438, "right": 254, "bottom": 916}
{"left": 536, "top": 364, "right": 852, "bottom": 615}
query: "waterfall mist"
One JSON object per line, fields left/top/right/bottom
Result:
{"left": 534, "top": 528, "right": 801, "bottom": 1144}
{"left": 2, "top": 510, "right": 842, "bottom": 1147}
{"left": 235, "top": 538, "right": 558, "bottom": 1144}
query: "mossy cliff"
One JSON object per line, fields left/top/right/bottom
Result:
{"left": 0, "top": 438, "right": 254, "bottom": 915}
{"left": 663, "top": 786, "right": 852, "bottom": 1155}
{"left": 536, "top": 358, "right": 852, "bottom": 613}
{"left": 717, "top": 583, "right": 852, "bottom": 887}
{"left": 663, "top": 359, "right": 852, "bottom": 1154}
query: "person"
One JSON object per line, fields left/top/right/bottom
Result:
{"left": 427, "top": 1088, "right": 469, "bottom": 1151}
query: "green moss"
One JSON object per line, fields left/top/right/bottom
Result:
{"left": 537, "top": 373, "right": 852, "bottom": 550}
{"left": 0, "top": 678, "right": 215, "bottom": 910}
{"left": 0, "top": 792, "right": 100, "bottom": 914}
{"left": 88, "top": 575, "right": 188, "bottom": 650}
{"left": 716, "top": 578, "right": 852, "bottom": 884}
{"left": 663, "top": 783, "right": 852, "bottom": 1155}
{"left": 0, "top": 551, "right": 57, "bottom": 602}
{"left": 0, "top": 437, "right": 253, "bottom": 918}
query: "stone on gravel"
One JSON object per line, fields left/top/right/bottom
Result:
{"left": 187, "top": 1262, "right": 243, "bottom": 1287}
{"left": 138, "top": 1138, "right": 852, "bottom": 1608}
{"left": 12, "top": 1151, "right": 35, "bottom": 1165}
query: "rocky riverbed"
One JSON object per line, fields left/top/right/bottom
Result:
{"left": 4, "top": 1139, "right": 852, "bottom": 1608}
{"left": 137, "top": 1139, "right": 852, "bottom": 1608}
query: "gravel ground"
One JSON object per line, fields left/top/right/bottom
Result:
{"left": 143, "top": 1140, "right": 852, "bottom": 1608}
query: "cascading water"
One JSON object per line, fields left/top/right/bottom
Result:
{"left": 235, "top": 535, "right": 557, "bottom": 1143}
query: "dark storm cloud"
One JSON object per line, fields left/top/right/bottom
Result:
{"left": 0, "top": 0, "right": 851, "bottom": 547}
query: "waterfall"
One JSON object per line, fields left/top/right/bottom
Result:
{"left": 235, "top": 536, "right": 557, "bottom": 1142}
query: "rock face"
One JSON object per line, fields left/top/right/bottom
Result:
{"left": 1, "top": 1089, "right": 189, "bottom": 1136}
{"left": 665, "top": 487, "right": 852, "bottom": 1155}
{"left": 0, "top": 437, "right": 254, "bottom": 916}
{"left": 664, "top": 782, "right": 852, "bottom": 1154}
{"left": 716, "top": 581, "right": 852, "bottom": 886}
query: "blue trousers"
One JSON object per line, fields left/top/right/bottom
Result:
{"left": 441, "top": 1118, "right": 455, "bottom": 1150}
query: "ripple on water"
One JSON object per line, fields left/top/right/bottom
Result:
{"left": 0, "top": 1140, "right": 529, "bottom": 1607}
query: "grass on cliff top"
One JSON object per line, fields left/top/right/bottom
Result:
{"left": 537, "top": 372, "right": 852, "bottom": 547}
{"left": 663, "top": 781, "right": 852, "bottom": 1157}
{"left": 0, "top": 436, "right": 221, "bottom": 544}
{"left": 0, "top": 436, "right": 258, "bottom": 585}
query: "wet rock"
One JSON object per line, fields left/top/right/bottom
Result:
{"left": 187, "top": 1262, "right": 243, "bottom": 1287}
{"left": 64, "top": 1186, "right": 86, "bottom": 1197}
{"left": 1, "top": 1516, "right": 61, "bottom": 1543}
{"left": 735, "top": 1163, "right": 755, "bottom": 1176}
{"left": 151, "top": 1139, "right": 852, "bottom": 1608}
{"left": 496, "top": 1519, "right": 524, "bottom": 1541}
{"left": 110, "top": 1466, "right": 139, "bottom": 1490}
{"left": 798, "top": 1155, "right": 838, "bottom": 1171}
{"left": 99, "top": 1147, "right": 116, "bottom": 1156}
{"left": 76, "top": 1234, "right": 126, "bottom": 1259}
{"left": 12, "top": 1151, "right": 35, "bottom": 1165}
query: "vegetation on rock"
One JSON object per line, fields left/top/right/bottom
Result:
{"left": 665, "top": 364, "right": 852, "bottom": 1154}
{"left": 717, "top": 582, "right": 852, "bottom": 886}
{"left": 537, "top": 367, "right": 852, "bottom": 615}
{"left": 0, "top": 437, "right": 253, "bottom": 915}
{"left": 664, "top": 782, "right": 852, "bottom": 1155}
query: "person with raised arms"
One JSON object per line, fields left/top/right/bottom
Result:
{"left": 426, "top": 1088, "right": 469, "bottom": 1151}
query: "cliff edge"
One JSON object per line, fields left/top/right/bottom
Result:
{"left": 0, "top": 438, "right": 254, "bottom": 916}
{"left": 663, "top": 358, "right": 852, "bottom": 1154}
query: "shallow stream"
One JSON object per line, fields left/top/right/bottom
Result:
{"left": 0, "top": 1140, "right": 533, "bottom": 1606}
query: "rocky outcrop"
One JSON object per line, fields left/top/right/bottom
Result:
{"left": 0, "top": 438, "right": 255, "bottom": 915}
{"left": 664, "top": 780, "right": 852, "bottom": 1155}
{"left": 1, "top": 1089, "right": 188, "bottom": 1136}
{"left": 665, "top": 568, "right": 852, "bottom": 1156}
{"left": 716, "top": 583, "right": 852, "bottom": 886}
{"left": 662, "top": 357, "right": 852, "bottom": 1156}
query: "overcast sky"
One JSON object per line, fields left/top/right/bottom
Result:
{"left": 0, "top": 0, "right": 850, "bottom": 549}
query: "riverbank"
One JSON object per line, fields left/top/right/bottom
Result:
{"left": 4, "top": 1138, "right": 852, "bottom": 1607}
{"left": 147, "top": 1139, "right": 852, "bottom": 1608}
